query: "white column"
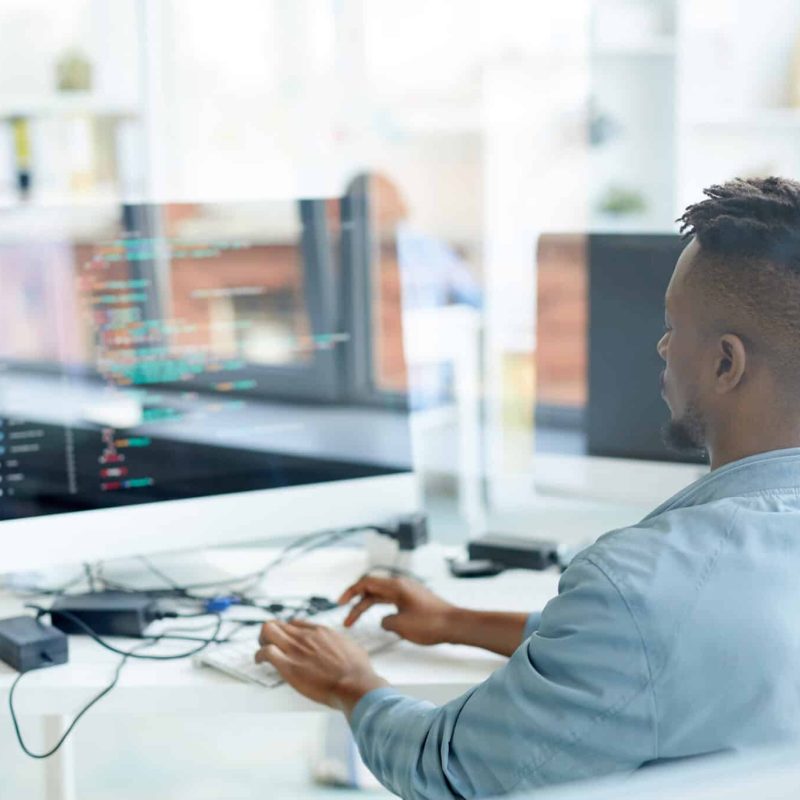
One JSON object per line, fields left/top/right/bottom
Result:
{"left": 43, "top": 715, "right": 77, "bottom": 800}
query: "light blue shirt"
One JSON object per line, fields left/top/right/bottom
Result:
{"left": 350, "top": 448, "right": 800, "bottom": 798}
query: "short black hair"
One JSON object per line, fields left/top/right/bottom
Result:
{"left": 677, "top": 177, "right": 800, "bottom": 391}
{"left": 679, "top": 177, "right": 800, "bottom": 268}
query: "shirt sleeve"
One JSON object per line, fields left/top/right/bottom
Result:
{"left": 349, "top": 558, "right": 656, "bottom": 800}
{"left": 522, "top": 611, "right": 542, "bottom": 640}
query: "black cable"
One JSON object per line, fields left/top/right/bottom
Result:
{"left": 8, "top": 570, "right": 89, "bottom": 598}
{"left": 85, "top": 525, "right": 379, "bottom": 605}
{"left": 155, "top": 623, "right": 259, "bottom": 645}
{"left": 10, "top": 524, "right": 387, "bottom": 605}
{"left": 8, "top": 639, "right": 155, "bottom": 760}
{"left": 16, "top": 524, "right": 387, "bottom": 608}
{"left": 83, "top": 562, "right": 96, "bottom": 593}
{"left": 136, "top": 555, "right": 190, "bottom": 595}
{"left": 8, "top": 610, "right": 229, "bottom": 760}
{"left": 25, "top": 606, "right": 223, "bottom": 661}
{"left": 229, "top": 527, "right": 375, "bottom": 601}
{"left": 163, "top": 610, "right": 222, "bottom": 620}
{"left": 156, "top": 524, "right": 387, "bottom": 595}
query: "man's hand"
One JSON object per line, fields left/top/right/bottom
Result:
{"left": 338, "top": 575, "right": 456, "bottom": 645}
{"left": 255, "top": 620, "right": 388, "bottom": 714}
{"left": 340, "top": 575, "right": 532, "bottom": 657}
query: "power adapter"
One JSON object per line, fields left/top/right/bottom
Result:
{"left": 50, "top": 591, "right": 161, "bottom": 638}
{"left": 467, "top": 534, "right": 561, "bottom": 571}
{"left": 386, "top": 513, "right": 429, "bottom": 551}
{"left": 0, "top": 616, "right": 69, "bottom": 673}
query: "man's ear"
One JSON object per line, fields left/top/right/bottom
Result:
{"left": 714, "top": 334, "right": 746, "bottom": 394}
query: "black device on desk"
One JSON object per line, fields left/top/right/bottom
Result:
{"left": 450, "top": 535, "right": 564, "bottom": 578}
{"left": 0, "top": 616, "right": 68, "bottom": 673}
{"left": 50, "top": 592, "right": 162, "bottom": 638}
{"left": 468, "top": 535, "right": 561, "bottom": 570}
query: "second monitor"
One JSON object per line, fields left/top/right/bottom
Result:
{"left": 534, "top": 233, "right": 706, "bottom": 507}
{"left": 587, "top": 233, "right": 706, "bottom": 465}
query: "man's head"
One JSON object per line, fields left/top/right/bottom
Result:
{"left": 659, "top": 177, "right": 800, "bottom": 466}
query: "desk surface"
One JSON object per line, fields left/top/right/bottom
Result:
{"left": 0, "top": 546, "right": 560, "bottom": 716}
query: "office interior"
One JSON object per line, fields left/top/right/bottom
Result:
{"left": 3, "top": 1, "right": 800, "bottom": 798}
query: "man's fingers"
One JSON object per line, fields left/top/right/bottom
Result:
{"left": 254, "top": 643, "right": 291, "bottom": 669}
{"left": 259, "top": 620, "right": 307, "bottom": 650}
{"left": 339, "top": 578, "right": 376, "bottom": 605}
{"left": 259, "top": 621, "right": 289, "bottom": 647}
{"left": 286, "top": 619, "right": 319, "bottom": 630}
{"left": 338, "top": 575, "right": 403, "bottom": 605}
{"left": 344, "top": 597, "right": 378, "bottom": 628}
{"left": 258, "top": 621, "right": 273, "bottom": 647}
{"left": 381, "top": 613, "right": 401, "bottom": 633}
{"left": 337, "top": 582, "right": 362, "bottom": 605}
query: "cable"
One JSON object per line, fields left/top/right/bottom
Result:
{"left": 12, "top": 524, "right": 388, "bottom": 610}
{"left": 136, "top": 555, "right": 189, "bottom": 595}
{"left": 83, "top": 562, "right": 97, "bottom": 593}
{"left": 7, "top": 570, "right": 89, "bottom": 598}
{"left": 96, "top": 524, "right": 382, "bottom": 601}
{"left": 231, "top": 526, "right": 380, "bottom": 599}
{"left": 8, "top": 639, "right": 154, "bottom": 759}
{"left": 164, "top": 610, "right": 222, "bottom": 620}
{"left": 25, "top": 606, "right": 223, "bottom": 661}
{"left": 161, "top": 524, "right": 386, "bottom": 594}
{"left": 8, "top": 611, "right": 229, "bottom": 760}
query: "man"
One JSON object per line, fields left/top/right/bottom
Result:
{"left": 256, "top": 177, "right": 800, "bottom": 798}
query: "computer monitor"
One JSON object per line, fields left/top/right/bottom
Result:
{"left": 534, "top": 233, "right": 706, "bottom": 507}
{"left": 0, "top": 199, "right": 418, "bottom": 574}
{"left": 587, "top": 234, "right": 706, "bottom": 464}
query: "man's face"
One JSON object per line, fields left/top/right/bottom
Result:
{"left": 656, "top": 240, "right": 709, "bottom": 454}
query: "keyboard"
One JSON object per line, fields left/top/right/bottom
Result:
{"left": 195, "top": 618, "right": 400, "bottom": 688}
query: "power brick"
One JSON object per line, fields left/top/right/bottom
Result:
{"left": 50, "top": 591, "right": 160, "bottom": 638}
{"left": 467, "top": 534, "right": 560, "bottom": 571}
{"left": 0, "top": 616, "right": 69, "bottom": 673}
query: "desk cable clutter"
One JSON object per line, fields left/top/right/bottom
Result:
{"left": 0, "top": 514, "right": 428, "bottom": 760}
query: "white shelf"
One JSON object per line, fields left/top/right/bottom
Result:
{"left": 389, "top": 104, "right": 483, "bottom": 135}
{"left": 0, "top": 94, "right": 140, "bottom": 119}
{"left": 589, "top": 213, "right": 676, "bottom": 235}
{"left": 593, "top": 37, "right": 676, "bottom": 59}
{"left": 690, "top": 108, "right": 800, "bottom": 130}
{"left": 0, "top": 188, "right": 122, "bottom": 210}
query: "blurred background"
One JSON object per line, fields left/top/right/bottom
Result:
{"left": 2, "top": 0, "right": 800, "bottom": 796}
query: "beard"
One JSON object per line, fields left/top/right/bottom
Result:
{"left": 661, "top": 401, "right": 708, "bottom": 457}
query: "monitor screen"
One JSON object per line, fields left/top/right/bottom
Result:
{"left": 0, "top": 200, "right": 413, "bottom": 523}
{"left": 587, "top": 234, "right": 705, "bottom": 464}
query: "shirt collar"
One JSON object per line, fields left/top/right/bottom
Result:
{"left": 644, "top": 447, "right": 800, "bottom": 520}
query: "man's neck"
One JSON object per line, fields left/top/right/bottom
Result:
{"left": 709, "top": 429, "right": 800, "bottom": 471}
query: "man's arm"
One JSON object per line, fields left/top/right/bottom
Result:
{"left": 257, "top": 558, "right": 656, "bottom": 800}
{"left": 338, "top": 575, "right": 533, "bottom": 657}
{"left": 444, "top": 608, "right": 532, "bottom": 656}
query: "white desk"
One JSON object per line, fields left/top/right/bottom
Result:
{"left": 0, "top": 545, "right": 560, "bottom": 800}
